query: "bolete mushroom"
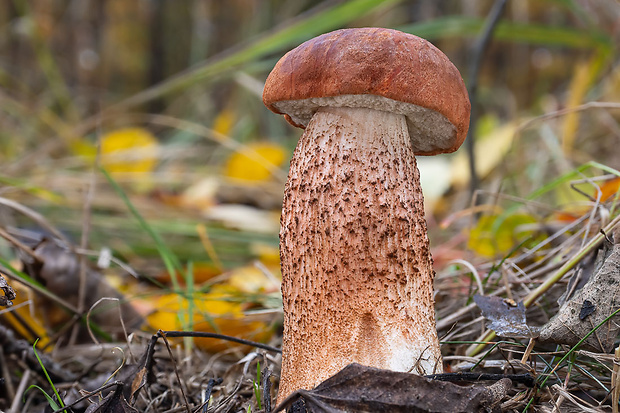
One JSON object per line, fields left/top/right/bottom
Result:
{"left": 263, "top": 28, "right": 470, "bottom": 401}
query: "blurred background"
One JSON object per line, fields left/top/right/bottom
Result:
{"left": 1, "top": 0, "right": 620, "bottom": 350}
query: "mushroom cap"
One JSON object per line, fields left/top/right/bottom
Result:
{"left": 263, "top": 28, "right": 471, "bottom": 155}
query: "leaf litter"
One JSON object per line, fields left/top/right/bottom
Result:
{"left": 3, "top": 99, "right": 620, "bottom": 412}
{"left": 0, "top": 186, "right": 615, "bottom": 413}
{"left": 3, "top": 170, "right": 620, "bottom": 412}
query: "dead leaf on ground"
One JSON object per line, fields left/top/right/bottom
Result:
{"left": 21, "top": 238, "right": 143, "bottom": 341}
{"left": 539, "top": 228, "right": 620, "bottom": 352}
{"left": 474, "top": 294, "right": 538, "bottom": 338}
{"left": 274, "top": 363, "right": 511, "bottom": 413}
{"left": 84, "top": 384, "right": 138, "bottom": 413}
{"left": 0, "top": 273, "right": 15, "bottom": 307}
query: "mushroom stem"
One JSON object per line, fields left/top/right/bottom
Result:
{"left": 278, "top": 106, "right": 442, "bottom": 401}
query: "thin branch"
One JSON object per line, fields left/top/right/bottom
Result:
{"left": 466, "top": 0, "right": 509, "bottom": 199}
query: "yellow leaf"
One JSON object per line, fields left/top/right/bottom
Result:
{"left": 562, "top": 54, "right": 605, "bottom": 154}
{"left": 451, "top": 119, "right": 517, "bottom": 187}
{"left": 70, "top": 139, "right": 97, "bottom": 159}
{"left": 100, "top": 128, "right": 158, "bottom": 175}
{"left": 600, "top": 177, "right": 620, "bottom": 201}
{"left": 228, "top": 266, "right": 278, "bottom": 294}
{"left": 146, "top": 285, "right": 273, "bottom": 352}
{"left": 467, "top": 213, "right": 537, "bottom": 258}
{"left": 224, "top": 142, "right": 285, "bottom": 182}
{"left": 213, "top": 109, "right": 235, "bottom": 136}
{"left": 250, "top": 243, "right": 281, "bottom": 267}
{"left": 153, "top": 262, "right": 221, "bottom": 285}
{"left": 0, "top": 283, "right": 50, "bottom": 348}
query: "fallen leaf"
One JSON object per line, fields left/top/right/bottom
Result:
{"left": 599, "top": 177, "right": 620, "bottom": 201}
{"left": 213, "top": 108, "right": 235, "bottom": 136}
{"left": 84, "top": 385, "right": 138, "bottom": 413}
{"left": 146, "top": 284, "right": 273, "bottom": 352}
{"left": 467, "top": 213, "right": 538, "bottom": 258}
{"left": 0, "top": 282, "right": 50, "bottom": 347}
{"left": 474, "top": 295, "right": 536, "bottom": 338}
{"left": 451, "top": 119, "right": 517, "bottom": 188}
{"left": 22, "top": 238, "right": 144, "bottom": 341}
{"left": 180, "top": 177, "right": 219, "bottom": 210}
{"left": 0, "top": 274, "right": 15, "bottom": 307}
{"left": 228, "top": 266, "right": 278, "bottom": 294}
{"left": 224, "top": 142, "right": 286, "bottom": 182}
{"left": 275, "top": 364, "right": 510, "bottom": 413}
{"left": 205, "top": 204, "right": 280, "bottom": 233}
{"left": 539, "top": 229, "right": 620, "bottom": 352}
{"left": 153, "top": 262, "right": 221, "bottom": 285}
{"left": 100, "top": 127, "right": 159, "bottom": 175}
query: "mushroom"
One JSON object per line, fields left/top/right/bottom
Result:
{"left": 263, "top": 28, "right": 470, "bottom": 401}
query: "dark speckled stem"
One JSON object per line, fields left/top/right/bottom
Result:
{"left": 277, "top": 106, "right": 442, "bottom": 401}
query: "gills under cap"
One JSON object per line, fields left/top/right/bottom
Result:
{"left": 263, "top": 27, "right": 471, "bottom": 156}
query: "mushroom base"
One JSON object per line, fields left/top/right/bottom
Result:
{"left": 278, "top": 106, "right": 443, "bottom": 402}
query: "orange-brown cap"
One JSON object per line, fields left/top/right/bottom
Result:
{"left": 263, "top": 28, "right": 470, "bottom": 155}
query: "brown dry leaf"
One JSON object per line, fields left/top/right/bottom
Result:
{"left": 599, "top": 177, "right": 620, "bottom": 201}
{"left": 22, "top": 239, "right": 144, "bottom": 341}
{"left": 275, "top": 364, "right": 511, "bottom": 413}
{"left": 0, "top": 274, "right": 15, "bottom": 307}
{"left": 84, "top": 386, "right": 138, "bottom": 413}
{"left": 474, "top": 295, "right": 536, "bottom": 338}
{"left": 539, "top": 230, "right": 620, "bottom": 352}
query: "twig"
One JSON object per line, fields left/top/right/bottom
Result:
{"left": 10, "top": 368, "right": 31, "bottom": 413}
{"left": 0, "top": 346, "right": 15, "bottom": 404}
{"left": 156, "top": 330, "right": 281, "bottom": 353}
{"left": 0, "top": 197, "right": 71, "bottom": 246}
{"left": 612, "top": 344, "right": 620, "bottom": 413}
{"left": 516, "top": 102, "right": 620, "bottom": 135}
{"left": 201, "top": 377, "right": 223, "bottom": 413}
{"left": 70, "top": 138, "right": 98, "bottom": 346}
{"left": 263, "top": 365, "right": 273, "bottom": 413}
{"left": 425, "top": 372, "right": 535, "bottom": 387}
{"left": 0, "top": 325, "right": 74, "bottom": 383}
{"left": 466, "top": 0, "right": 509, "bottom": 199}
{"left": 159, "top": 331, "right": 192, "bottom": 413}
{"left": 51, "top": 381, "right": 125, "bottom": 413}
{"left": 0, "top": 226, "right": 43, "bottom": 264}
{"left": 521, "top": 338, "right": 537, "bottom": 364}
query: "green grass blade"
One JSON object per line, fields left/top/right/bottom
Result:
{"left": 525, "top": 161, "right": 620, "bottom": 202}
{"left": 100, "top": 169, "right": 222, "bottom": 334}
{"left": 539, "top": 306, "right": 620, "bottom": 389}
{"left": 31, "top": 338, "right": 65, "bottom": 408}
{"left": 399, "top": 16, "right": 611, "bottom": 51}
{"left": 100, "top": 168, "right": 185, "bottom": 289}
{"left": 111, "top": 0, "right": 403, "bottom": 110}
{"left": 24, "top": 385, "right": 60, "bottom": 410}
{"left": 0, "top": 175, "right": 63, "bottom": 203}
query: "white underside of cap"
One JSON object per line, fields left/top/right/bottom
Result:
{"left": 272, "top": 94, "right": 457, "bottom": 155}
